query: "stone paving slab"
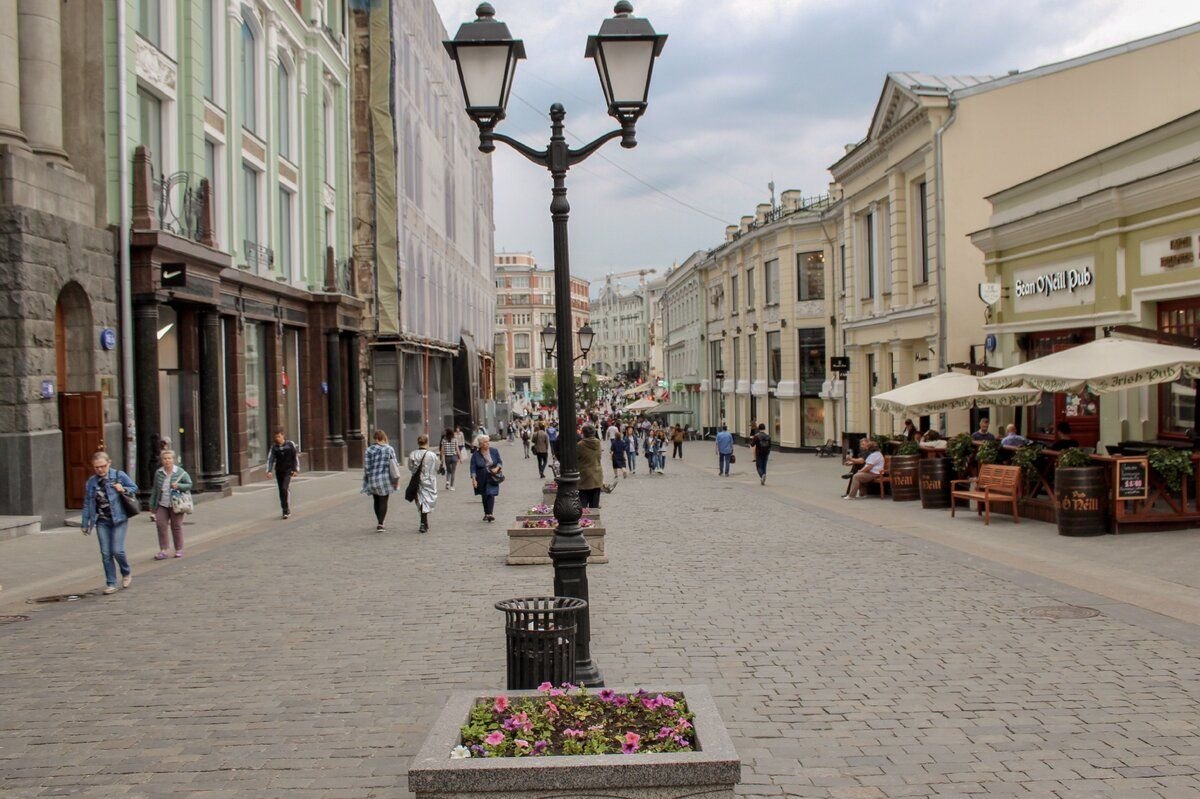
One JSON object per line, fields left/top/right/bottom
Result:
{"left": 1, "top": 443, "right": 1199, "bottom": 797}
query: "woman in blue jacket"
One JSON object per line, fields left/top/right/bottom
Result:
{"left": 80, "top": 451, "right": 139, "bottom": 594}
{"left": 470, "top": 435, "right": 503, "bottom": 523}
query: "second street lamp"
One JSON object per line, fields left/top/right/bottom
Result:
{"left": 446, "top": 2, "right": 666, "bottom": 688}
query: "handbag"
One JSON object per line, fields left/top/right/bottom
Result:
{"left": 170, "top": 489, "right": 194, "bottom": 515}
{"left": 730, "top": 453, "right": 737, "bottom": 464}
{"left": 488, "top": 452, "right": 505, "bottom": 483}
{"left": 404, "top": 470, "right": 420, "bottom": 502}
{"left": 117, "top": 481, "right": 141, "bottom": 519}
{"left": 387, "top": 454, "right": 401, "bottom": 482}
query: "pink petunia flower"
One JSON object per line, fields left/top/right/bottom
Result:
{"left": 533, "top": 740, "right": 549, "bottom": 754}
{"left": 484, "top": 731, "right": 505, "bottom": 746}
{"left": 597, "top": 688, "right": 617, "bottom": 703}
{"left": 563, "top": 728, "right": 587, "bottom": 739}
{"left": 537, "top": 682, "right": 554, "bottom": 693}
{"left": 493, "top": 696, "right": 509, "bottom": 714}
{"left": 621, "top": 741, "right": 639, "bottom": 754}
{"left": 656, "top": 694, "right": 675, "bottom": 708}
{"left": 545, "top": 701, "right": 559, "bottom": 717}
{"left": 613, "top": 694, "right": 629, "bottom": 707}
{"left": 514, "top": 739, "right": 530, "bottom": 749}
{"left": 548, "top": 688, "right": 565, "bottom": 697}
{"left": 657, "top": 726, "right": 674, "bottom": 740}
{"left": 624, "top": 732, "right": 641, "bottom": 747}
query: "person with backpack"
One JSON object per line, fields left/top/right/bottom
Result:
{"left": 521, "top": 424, "right": 531, "bottom": 458}
{"left": 80, "top": 451, "right": 139, "bottom": 595}
{"left": 266, "top": 428, "right": 299, "bottom": 519}
{"left": 362, "top": 430, "right": 400, "bottom": 532}
{"left": 406, "top": 434, "right": 439, "bottom": 533}
{"left": 752, "top": 423, "right": 771, "bottom": 485}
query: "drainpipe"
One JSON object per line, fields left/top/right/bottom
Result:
{"left": 933, "top": 101, "right": 957, "bottom": 377}
{"left": 116, "top": 0, "right": 137, "bottom": 476}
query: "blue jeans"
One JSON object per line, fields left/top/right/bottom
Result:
{"left": 718, "top": 452, "right": 731, "bottom": 474}
{"left": 756, "top": 453, "right": 768, "bottom": 478}
{"left": 628, "top": 451, "right": 637, "bottom": 473}
{"left": 95, "top": 520, "right": 131, "bottom": 588}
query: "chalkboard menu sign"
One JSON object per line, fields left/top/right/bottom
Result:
{"left": 1117, "top": 458, "right": 1148, "bottom": 500}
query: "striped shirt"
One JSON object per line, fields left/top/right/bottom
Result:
{"left": 441, "top": 439, "right": 458, "bottom": 461}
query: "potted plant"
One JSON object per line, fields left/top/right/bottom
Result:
{"left": 1148, "top": 447, "right": 1193, "bottom": 494}
{"left": 506, "top": 518, "right": 607, "bottom": 566}
{"left": 889, "top": 440, "right": 922, "bottom": 501}
{"left": 1010, "top": 443, "right": 1044, "bottom": 497}
{"left": 947, "top": 433, "right": 975, "bottom": 478}
{"left": 975, "top": 440, "right": 1000, "bottom": 466}
{"left": 408, "top": 684, "right": 741, "bottom": 798}
{"left": 1054, "top": 447, "right": 1107, "bottom": 536}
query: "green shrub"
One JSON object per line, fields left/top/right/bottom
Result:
{"left": 1148, "top": 447, "right": 1193, "bottom": 493}
{"left": 948, "top": 433, "right": 975, "bottom": 476}
{"left": 1011, "top": 444, "right": 1044, "bottom": 494}
{"left": 976, "top": 440, "right": 1000, "bottom": 465}
{"left": 1055, "top": 447, "right": 1092, "bottom": 469}
{"left": 895, "top": 440, "right": 921, "bottom": 457}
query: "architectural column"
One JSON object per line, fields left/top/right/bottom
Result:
{"left": 888, "top": 171, "right": 909, "bottom": 305}
{"left": 346, "top": 334, "right": 364, "bottom": 464}
{"left": 17, "top": 0, "right": 66, "bottom": 160}
{"left": 325, "top": 331, "right": 344, "bottom": 446}
{"left": 0, "top": 0, "right": 25, "bottom": 146}
{"left": 133, "top": 304, "right": 162, "bottom": 498}
{"left": 199, "top": 312, "right": 229, "bottom": 491}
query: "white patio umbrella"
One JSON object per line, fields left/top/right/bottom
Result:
{"left": 978, "top": 337, "right": 1200, "bottom": 395}
{"left": 624, "top": 396, "right": 659, "bottom": 412}
{"left": 871, "top": 371, "right": 1041, "bottom": 416}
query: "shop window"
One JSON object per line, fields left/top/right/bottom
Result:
{"left": 1022, "top": 329, "right": 1098, "bottom": 446}
{"left": 1158, "top": 301, "right": 1200, "bottom": 437}
{"left": 798, "top": 328, "right": 825, "bottom": 397}
{"left": 767, "top": 331, "right": 781, "bottom": 388}
{"left": 243, "top": 322, "right": 269, "bottom": 465}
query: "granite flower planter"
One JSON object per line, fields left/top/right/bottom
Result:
{"left": 514, "top": 508, "right": 599, "bottom": 523}
{"left": 506, "top": 525, "right": 607, "bottom": 565}
{"left": 408, "top": 685, "right": 740, "bottom": 799}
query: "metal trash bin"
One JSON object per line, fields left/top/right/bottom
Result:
{"left": 495, "top": 596, "right": 587, "bottom": 690}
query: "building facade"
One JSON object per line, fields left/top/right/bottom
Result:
{"left": 352, "top": 0, "right": 497, "bottom": 451}
{"left": 696, "top": 192, "right": 840, "bottom": 448}
{"left": 493, "top": 252, "right": 590, "bottom": 404}
{"left": 590, "top": 282, "right": 649, "bottom": 380}
{"left": 660, "top": 253, "right": 707, "bottom": 422}
{"left": 972, "top": 111, "right": 1200, "bottom": 450}
{"left": 831, "top": 24, "right": 1200, "bottom": 439}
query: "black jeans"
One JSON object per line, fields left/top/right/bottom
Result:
{"left": 372, "top": 494, "right": 389, "bottom": 524}
{"left": 580, "top": 487, "right": 601, "bottom": 509}
{"left": 672, "top": 442, "right": 683, "bottom": 458}
{"left": 482, "top": 494, "right": 496, "bottom": 516}
{"left": 275, "top": 472, "right": 292, "bottom": 514}
{"left": 535, "top": 452, "right": 548, "bottom": 477}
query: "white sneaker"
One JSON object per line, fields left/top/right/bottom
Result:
{"left": 102, "top": 586, "right": 117, "bottom": 595}
{"left": 448, "top": 485, "right": 455, "bottom": 491}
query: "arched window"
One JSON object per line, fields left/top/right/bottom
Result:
{"left": 241, "top": 20, "right": 257, "bottom": 134}
{"left": 323, "top": 89, "right": 335, "bottom": 185}
{"left": 277, "top": 60, "right": 291, "bottom": 158}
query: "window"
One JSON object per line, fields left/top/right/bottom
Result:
{"left": 137, "top": 87, "right": 163, "bottom": 180}
{"left": 277, "top": 62, "right": 291, "bottom": 159}
{"left": 917, "top": 181, "right": 930, "bottom": 284}
{"left": 514, "top": 352, "right": 531, "bottom": 369}
{"left": 765, "top": 259, "right": 780, "bottom": 305}
{"left": 839, "top": 244, "right": 846, "bottom": 295}
{"left": 204, "top": 139, "right": 219, "bottom": 245}
{"left": 241, "top": 21, "right": 257, "bottom": 134}
{"left": 863, "top": 212, "right": 875, "bottom": 299}
{"left": 747, "top": 267, "right": 756, "bottom": 308}
{"left": 242, "top": 163, "right": 258, "bottom": 250}
{"left": 512, "top": 275, "right": 529, "bottom": 288}
{"left": 514, "top": 333, "right": 530, "bottom": 351}
{"left": 797, "top": 252, "right": 824, "bottom": 301}
{"left": 730, "top": 274, "right": 739, "bottom": 313}
{"left": 1158, "top": 301, "right": 1199, "bottom": 437}
{"left": 278, "top": 188, "right": 293, "bottom": 277}
{"left": 798, "top": 329, "right": 825, "bottom": 396}
{"left": 138, "top": 0, "right": 161, "bottom": 47}
{"left": 243, "top": 322, "right": 269, "bottom": 464}
{"left": 323, "top": 90, "right": 335, "bottom": 185}
{"left": 748, "top": 333, "right": 757, "bottom": 383}
{"left": 444, "top": 167, "right": 455, "bottom": 239}
{"left": 203, "top": 0, "right": 216, "bottom": 100}
{"left": 767, "top": 331, "right": 781, "bottom": 388}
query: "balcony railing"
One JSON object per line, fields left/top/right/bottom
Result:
{"left": 243, "top": 240, "right": 275, "bottom": 272}
{"left": 131, "top": 145, "right": 215, "bottom": 246}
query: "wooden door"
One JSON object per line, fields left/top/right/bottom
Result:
{"left": 60, "top": 392, "right": 104, "bottom": 508}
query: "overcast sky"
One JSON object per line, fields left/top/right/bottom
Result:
{"left": 436, "top": 1, "right": 1199, "bottom": 288}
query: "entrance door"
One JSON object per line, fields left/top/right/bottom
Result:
{"left": 60, "top": 392, "right": 104, "bottom": 508}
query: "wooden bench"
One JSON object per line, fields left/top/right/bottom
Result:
{"left": 950, "top": 464, "right": 1021, "bottom": 525}
{"left": 870, "top": 455, "right": 892, "bottom": 499}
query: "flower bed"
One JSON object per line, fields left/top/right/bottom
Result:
{"left": 520, "top": 518, "right": 595, "bottom": 529}
{"left": 456, "top": 685, "right": 695, "bottom": 758}
{"left": 408, "top": 684, "right": 740, "bottom": 798}
{"left": 506, "top": 523, "right": 606, "bottom": 565}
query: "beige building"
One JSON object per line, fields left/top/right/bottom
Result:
{"left": 494, "top": 252, "right": 590, "bottom": 402}
{"left": 590, "top": 282, "right": 650, "bottom": 381}
{"left": 697, "top": 192, "right": 840, "bottom": 448}
{"left": 831, "top": 22, "right": 1200, "bottom": 438}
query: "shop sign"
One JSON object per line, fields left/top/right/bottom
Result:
{"left": 1011, "top": 258, "right": 1095, "bottom": 311}
{"left": 1140, "top": 230, "right": 1199, "bottom": 275}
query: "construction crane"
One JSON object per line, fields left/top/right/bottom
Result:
{"left": 603, "top": 267, "right": 657, "bottom": 290}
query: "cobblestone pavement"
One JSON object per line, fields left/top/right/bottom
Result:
{"left": 2, "top": 444, "right": 1200, "bottom": 798}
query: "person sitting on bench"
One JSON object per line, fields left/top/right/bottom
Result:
{"left": 843, "top": 440, "right": 885, "bottom": 499}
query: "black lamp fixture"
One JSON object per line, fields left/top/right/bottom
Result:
{"left": 447, "top": 2, "right": 666, "bottom": 691}
{"left": 541, "top": 323, "right": 595, "bottom": 364}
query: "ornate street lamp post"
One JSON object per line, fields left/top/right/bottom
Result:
{"left": 446, "top": 2, "right": 666, "bottom": 687}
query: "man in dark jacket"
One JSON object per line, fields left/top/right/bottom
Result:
{"left": 266, "top": 429, "right": 299, "bottom": 519}
{"left": 531, "top": 423, "right": 550, "bottom": 478}
{"left": 752, "top": 423, "right": 771, "bottom": 485}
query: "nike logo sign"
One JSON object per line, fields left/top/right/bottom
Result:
{"left": 163, "top": 270, "right": 182, "bottom": 280}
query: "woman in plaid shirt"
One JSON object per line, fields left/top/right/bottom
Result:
{"left": 362, "top": 429, "right": 400, "bottom": 532}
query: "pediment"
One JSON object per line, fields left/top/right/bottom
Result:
{"left": 868, "top": 78, "right": 920, "bottom": 143}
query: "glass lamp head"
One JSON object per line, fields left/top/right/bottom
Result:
{"left": 444, "top": 3, "right": 526, "bottom": 129}
{"left": 585, "top": 1, "right": 667, "bottom": 127}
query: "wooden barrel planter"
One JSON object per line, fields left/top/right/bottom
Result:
{"left": 1055, "top": 466, "right": 1109, "bottom": 536}
{"left": 889, "top": 455, "right": 921, "bottom": 502}
{"left": 918, "top": 457, "right": 951, "bottom": 509}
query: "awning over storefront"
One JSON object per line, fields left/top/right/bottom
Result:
{"left": 978, "top": 337, "right": 1200, "bottom": 394}
{"left": 621, "top": 382, "right": 652, "bottom": 397}
{"left": 646, "top": 403, "right": 694, "bottom": 415}
{"left": 871, "top": 371, "right": 1041, "bottom": 416}
{"left": 624, "top": 397, "right": 659, "bottom": 412}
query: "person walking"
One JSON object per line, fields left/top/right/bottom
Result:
{"left": 752, "top": 423, "right": 771, "bottom": 485}
{"left": 266, "top": 428, "right": 299, "bottom": 519}
{"left": 671, "top": 424, "right": 685, "bottom": 459}
{"left": 150, "top": 449, "right": 192, "bottom": 559}
{"left": 610, "top": 429, "right": 628, "bottom": 480}
{"left": 363, "top": 430, "right": 400, "bottom": 532}
{"left": 470, "top": 435, "right": 503, "bottom": 522}
{"left": 547, "top": 422, "right": 559, "bottom": 466}
{"left": 577, "top": 425, "right": 604, "bottom": 508}
{"left": 520, "top": 424, "right": 531, "bottom": 458}
{"left": 80, "top": 452, "right": 139, "bottom": 595}
{"left": 407, "top": 434, "right": 439, "bottom": 533}
{"left": 453, "top": 424, "right": 467, "bottom": 463}
{"left": 625, "top": 424, "right": 639, "bottom": 475}
{"left": 532, "top": 422, "right": 550, "bottom": 479}
{"left": 715, "top": 424, "right": 734, "bottom": 476}
{"left": 439, "top": 428, "right": 459, "bottom": 491}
